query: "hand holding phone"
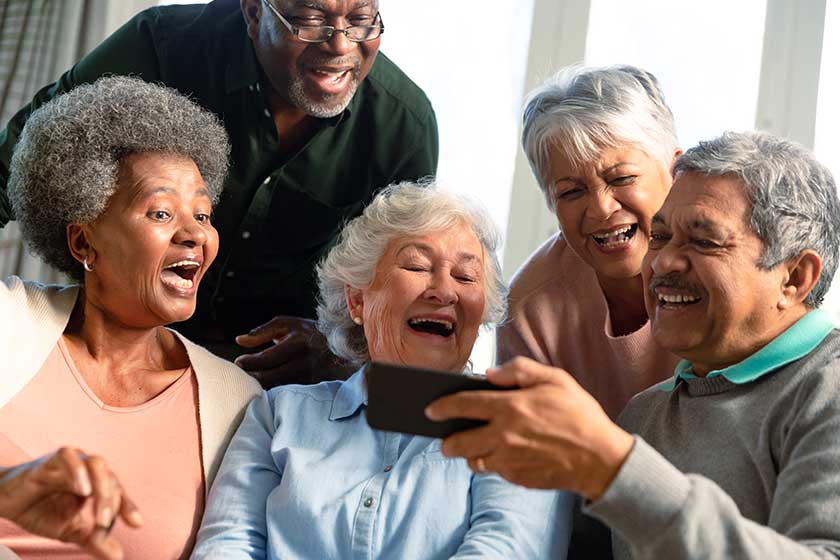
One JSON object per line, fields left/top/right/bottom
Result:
{"left": 365, "top": 362, "right": 512, "bottom": 438}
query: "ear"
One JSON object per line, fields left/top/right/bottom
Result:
{"left": 67, "top": 223, "right": 95, "bottom": 268}
{"left": 669, "top": 148, "right": 683, "bottom": 173}
{"left": 345, "top": 284, "right": 365, "bottom": 323}
{"left": 778, "top": 249, "right": 822, "bottom": 309}
{"left": 240, "top": 0, "right": 262, "bottom": 40}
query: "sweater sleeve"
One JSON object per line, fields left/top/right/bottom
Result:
{"left": 586, "top": 437, "right": 840, "bottom": 559}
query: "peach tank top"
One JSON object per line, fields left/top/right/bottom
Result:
{"left": 0, "top": 338, "right": 204, "bottom": 559}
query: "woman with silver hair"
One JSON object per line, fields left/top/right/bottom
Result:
{"left": 192, "top": 181, "right": 571, "bottom": 559}
{"left": 494, "top": 64, "right": 683, "bottom": 558}
{"left": 0, "top": 76, "right": 260, "bottom": 559}
{"left": 499, "top": 64, "right": 683, "bottom": 419}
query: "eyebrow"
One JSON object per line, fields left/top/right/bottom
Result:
{"left": 651, "top": 213, "right": 666, "bottom": 226}
{"left": 397, "top": 242, "right": 481, "bottom": 264}
{"left": 135, "top": 186, "right": 212, "bottom": 202}
{"left": 292, "top": 1, "right": 371, "bottom": 10}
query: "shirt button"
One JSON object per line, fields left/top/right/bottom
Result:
{"left": 248, "top": 84, "right": 254, "bottom": 92}
{"left": 364, "top": 498, "right": 374, "bottom": 508}
{"left": 262, "top": 176, "right": 271, "bottom": 185}
{"left": 383, "top": 465, "right": 392, "bottom": 472}
{"left": 225, "top": 270, "right": 235, "bottom": 278}
{"left": 241, "top": 231, "right": 251, "bottom": 240}
{"left": 263, "top": 108, "right": 271, "bottom": 118}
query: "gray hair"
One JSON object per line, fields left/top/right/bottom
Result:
{"left": 316, "top": 181, "right": 507, "bottom": 365}
{"left": 522, "top": 64, "right": 678, "bottom": 210}
{"left": 673, "top": 131, "right": 840, "bottom": 307}
{"left": 8, "top": 75, "right": 230, "bottom": 280}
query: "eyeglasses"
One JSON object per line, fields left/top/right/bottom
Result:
{"left": 261, "top": 0, "right": 385, "bottom": 43}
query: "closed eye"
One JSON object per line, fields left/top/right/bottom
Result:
{"left": 692, "top": 238, "right": 720, "bottom": 249}
{"left": 648, "top": 232, "right": 670, "bottom": 249}
{"left": 556, "top": 185, "right": 585, "bottom": 201}
{"left": 609, "top": 175, "right": 637, "bottom": 187}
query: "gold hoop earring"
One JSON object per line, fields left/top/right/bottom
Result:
{"left": 83, "top": 257, "right": 94, "bottom": 272}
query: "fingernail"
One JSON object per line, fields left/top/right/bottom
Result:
{"left": 128, "top": 511, "right": 144, "bottom": 526}
{"left": 76, "top": 469, "right": 92, "bottom": 496}
{"left": 486, "top": 366, "right": 500, "bottom": 375}
{"left": 424, "top": 406, "right": 439, "bottom": 420}
{"left": 99, "top": 507, "right": 113, "bottom": 527}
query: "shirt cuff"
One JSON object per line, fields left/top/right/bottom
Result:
{"left": 584, "top": 436, "right": 691, "bottom": 542}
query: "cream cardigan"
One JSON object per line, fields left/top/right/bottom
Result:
{"left": 0, "top": 276, "right": 262, "bottom": 490}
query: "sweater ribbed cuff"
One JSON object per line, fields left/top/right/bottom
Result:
{"left": 584, "top": 436, "right": 691, "bottom": 542}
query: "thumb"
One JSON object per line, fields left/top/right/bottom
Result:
{"left": 236, "top": 320, "right": 285, "bottom": 347}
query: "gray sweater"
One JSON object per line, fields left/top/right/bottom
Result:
{"left": 587, "top": 329, "right": 840, "bottom": 559}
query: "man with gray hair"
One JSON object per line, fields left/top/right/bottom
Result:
{"left": 428, "top": 130, "right": 840, "bottom": 558}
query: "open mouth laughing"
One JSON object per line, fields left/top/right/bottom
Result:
{"left": 407, "top": 316, "right": 456, "bottom": 338}
{"left": 160, "top": 259, "right": 201, "bottom": 290}
{"left": 591, "top": 224, "right": 638, "bottom": 249}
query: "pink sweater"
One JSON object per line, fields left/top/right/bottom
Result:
{"left": 497, "top": 234, "right": 680, "bottom": 420}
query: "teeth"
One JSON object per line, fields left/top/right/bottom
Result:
{"left": 592, "top": 225, "right": 633, "bottom": 240}
{"left": 658, "top": 294, "right": 700, "bottom": 304}
{"left": 160, "top": 274, "right": 194, "bottom": 290}
{"left": 409, "top": 318, "right": 453, "bottom": 330}
{"left": 164, "top": 260, "right": 200, "bottom": 269}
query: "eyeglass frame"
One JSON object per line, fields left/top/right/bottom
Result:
{"left": 260, "top": 0, "right": 385, "bottom": 43}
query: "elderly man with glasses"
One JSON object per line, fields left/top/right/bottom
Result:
{"left": 0, "top": 0, "right": 438, "bottom": 388}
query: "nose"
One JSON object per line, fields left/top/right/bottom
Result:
{"left": 648, "top": 239, "right": 688, "bottom": 276}
{"left": 586, "top": 187, "right": 622, "bottom": 221}
{"left": 424, "top": 269, "right": 458, "bottom": 306}
{"left": 321, "top": 27, "right": 355, "bottom": 55}
{"left": 173, "top": 217, "right": 208, "bottom": 248}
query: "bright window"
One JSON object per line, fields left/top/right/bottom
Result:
{"left": 814, "top": 0, "right": 840, "bottom": 324}
{"left": 585, "top": 0, "right": 767, "bottom": 150}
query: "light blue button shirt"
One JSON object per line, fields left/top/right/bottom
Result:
{"left": 191, "top": 368, "right": 572, "bottom": 559}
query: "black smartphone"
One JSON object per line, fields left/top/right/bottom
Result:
{"left": 364, "top": 361, "right": 511, "bottom": 438}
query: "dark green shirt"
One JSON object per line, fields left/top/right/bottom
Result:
{"left": 0, "top": 0, "right": 438, "bottom": 347}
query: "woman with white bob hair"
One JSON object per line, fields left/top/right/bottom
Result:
{"left": 495, "top": 64, "right": 683, "bottom": 558}
{"left": 192, "top": 181, "right": 572, "bottom": 559}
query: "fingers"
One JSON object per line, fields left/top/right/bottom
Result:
{"left": 425, "top": 390, "right": 507, "bottom": 422}
{"left": 84, "top": 456, "right": 119, "bottom": 532}
{"left": 440, "top": 424, "right": 497, "bottom": 461}
{"left": 235, "top": 317, "right": 289, "bottom": 348}
{"left": 84, "top": 527, "right": 125, "bottom": 560}
{"left": 235, "top": 316, "right": 318, "bottom": 348}
{"left": 487, "top": 357, "right": 572, "bottom": 389}
{"left": 235, "top": 334, "right": 308, "bottom": 372}
{"left": 117, "top": 495, "right": 143, "bottom": 529}
{"left": 38, "top": 447, "right": 92, "bottom": 498}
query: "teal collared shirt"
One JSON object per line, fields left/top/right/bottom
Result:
{"left": 660, "top": 309, "right": 835, "bottom": 391}
{"left": 0, "top": 0, "right": 438, "bottom": 348}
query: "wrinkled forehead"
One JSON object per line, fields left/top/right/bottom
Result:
{"left": 278, "top": 0, "right": 379, "bottom": 13}
{"left": 657, "top": 171, "right": 751, "bottom": 227}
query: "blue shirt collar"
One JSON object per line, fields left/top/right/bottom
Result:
{"left": 329, "top": 366, "right": 368, "bottom": 420}
{"left": 659, "top": 309, "right": 835, "bottom": 391}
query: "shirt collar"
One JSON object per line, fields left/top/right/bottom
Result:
{"left": 329, "top": 366, "right": 368, "bottom": 420}
{"left": 659, "top": 309, "right": 835, "bottom": 391}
